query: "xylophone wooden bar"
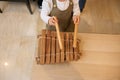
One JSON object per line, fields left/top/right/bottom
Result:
{"left": 45, "top": 30, "right": 51, "bottom": 64}
{"left": 77, "top": 40, "right": 80, "bottom": 60}
{"left": 40, "top": 30, "right": 46, "bottom": 64}
{"left": 74, "top": 39, "right": 80, "bottom": 61}
{"left": 69, "top": 33, "right": 74, "bottom": 61}
{"left": 56, "top": 37, "right": 61, "bottom": 63}
{"left": 61, "top": 32, "right": 65, "bottom": 63}
{"left": 51, "top": 31, "right": 56, "bottom": 64}
{"left": 65, "top": 33, "right": 70, "bottom": 62}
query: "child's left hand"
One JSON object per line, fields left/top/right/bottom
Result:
{"left": 73, "top": 15, "right": 80, "bottom": 24}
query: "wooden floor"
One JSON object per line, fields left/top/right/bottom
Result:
{"left": 79, "top": 0, "right": 120, "bottom": 34}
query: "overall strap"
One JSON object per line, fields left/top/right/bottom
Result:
{"left": 52, "top": 0, "right": 57, "bottom": 8}
{"left": 69, "top": 0, "right": 73, "bottom": 5}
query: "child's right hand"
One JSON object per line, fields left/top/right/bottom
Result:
{"left": 48, "top": 16, "right": 58, "bottom": 26}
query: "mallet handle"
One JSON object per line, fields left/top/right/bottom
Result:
{"left": 55, "top": 22, "right": 63, "bottom": 50}
{"left": 73, "top": 23, "right": 78, "bottom": 48}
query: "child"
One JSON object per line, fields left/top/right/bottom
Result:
{"left": 40, "top": 0, "right": 80, "bottom": 32}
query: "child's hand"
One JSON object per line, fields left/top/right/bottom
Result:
{"left": 48, "top": 16, "right": 58, "bottom": 26}
{"left": 73, "top": 15, "right": 80, "bottom": 24}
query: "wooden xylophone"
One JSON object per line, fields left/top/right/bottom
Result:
{"left": 36, "top": 29, "right": 81, "bottom": 64}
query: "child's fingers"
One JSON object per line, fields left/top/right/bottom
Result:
{"left": 74, "top": 18, "right": 77, "bottom": 24}
{"left": 53, "top": 16, "right": 58, "bottom": 23}
{"left": 74, "top": 17, "right": 80, "bottom": 24}
{"left": 76, "top": 18, "right": 79, "bottom": 24}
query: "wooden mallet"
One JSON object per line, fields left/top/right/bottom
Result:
{"left": 53, "top": 16, "right": 63, "bottom": 50}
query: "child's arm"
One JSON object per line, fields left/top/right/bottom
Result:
{"left": 40, "top": 0, "right": 53, "bottom": 24}
{"left": 73, "top": 0, "right": 80, "bottom": 24}
{"left": 73, "top": 0, "right": 80, "bottom": 16}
